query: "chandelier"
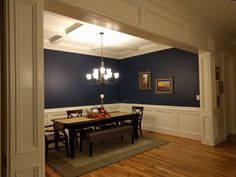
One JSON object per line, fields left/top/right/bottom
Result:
{"left": 86, "top": 32, "right": 119, "bottom": 85}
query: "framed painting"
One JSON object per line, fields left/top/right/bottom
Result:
{"left": 139, "top": 71, "right": 151, "bottom": 90}
{"left": 156, "top": 77, "right": 173, "bottom": 94}
{"left": 215, "top": 67, "right": 220, "bottom": 80}
{"left": 219, "top": 81, "right": 223, "bottom": 94}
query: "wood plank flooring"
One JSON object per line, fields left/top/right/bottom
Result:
{"left": 46, "top": 131, "right": 236, "bottom": 177}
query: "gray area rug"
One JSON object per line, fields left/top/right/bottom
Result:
{"left": 46, "top": 135, "right": 168, "bottom": 177}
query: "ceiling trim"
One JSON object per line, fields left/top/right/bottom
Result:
{"left": 48, "top": 22, "right": 83, "bottom": 44}
{"left": 44, "top": 41, "right": 172, "bottom": 59}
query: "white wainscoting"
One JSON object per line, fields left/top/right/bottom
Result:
{"left": 45, "top": 103, "right": 201, "bottom": 141}
{"left": 119, "top": 103, "right": 201, "bottom": 140}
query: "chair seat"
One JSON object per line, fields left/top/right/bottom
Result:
{"left": 46, "top": 133, "right": 65, "bottom": 142}
{"left": 122, "top": 120, "right": 132, "bottom": 124}
{"left": 45, "top": 125, "right": 69, "bottom": 158}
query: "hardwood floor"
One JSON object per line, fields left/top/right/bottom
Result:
{"left": 46, "top": 131, "right": 236, "bottom": 177}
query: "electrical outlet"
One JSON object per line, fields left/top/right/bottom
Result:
{"left": 196, "top": 95, "right": 200, "bottom": 100}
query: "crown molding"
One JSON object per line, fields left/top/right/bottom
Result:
{"left": 44, "top": 40, "right": 172, "bottom": 59}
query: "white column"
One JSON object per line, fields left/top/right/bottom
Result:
{"left": 199, "top": 52, "right": 215, "bottom": 145}
{"left": 4, "top": 0, "right": 44, "bottom": 176}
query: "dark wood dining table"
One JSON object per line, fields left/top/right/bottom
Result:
{"left": 53, "top": 111, "right": 139, "bottom": 158}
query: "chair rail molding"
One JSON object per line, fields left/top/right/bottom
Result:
{"left": 4, "top": 0, "right": 44, "bottom": 176}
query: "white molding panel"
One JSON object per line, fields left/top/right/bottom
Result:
{"left": 5, "top": 0, "right": 44, "bottom": 176}
{"left": 16, "top": 0, "right": 38, "bottom": 154}
{"left": 45, "top": 103, "right": 201, "bottom": 141}
{"left": 58, "top": 0, "right": 141, "bottom": 26}
{"left": 155, "top": 111, "right": 175, "bottom": 131}
{"left": 201, "top": 115, "right": 212, "bottom": 142}
{"left": 144, "top": 6, "right": 187, "bottom": 43}
{"left": 177, "top": 112, "right": 200, "bottom": 136}
{"left": 199, "top": 52, "right": 215, "bottom": 112}
{"left": 187, "top": 27, "right": 214, "bottom": 51}
{"left": 143, "top": 0, "right": 214, "bottom": 51}
{"left": 16, "top": 165, "right": 38, "bottom": 177}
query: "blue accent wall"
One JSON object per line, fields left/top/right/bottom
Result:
{"left": 119, "top": 48, "right": 199, "bottom": 107}
{"left": 44, "top": 48, "right": 199, "bottom": 108}
{"left": 44, "top": 49, "right": 120, "bottom": 108}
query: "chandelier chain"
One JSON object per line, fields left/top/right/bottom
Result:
{"left": 100, "top": 32, "right": 104, "bottom": 62}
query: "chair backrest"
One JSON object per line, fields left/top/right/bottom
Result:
{"left": 67, "top": 109, "right": 83, "bottom": 118}
{"left": 132, "top": 106, "right": 144, "bottom": 120}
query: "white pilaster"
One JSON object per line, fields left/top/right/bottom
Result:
{"left": 5, "top": 0, "right": 44, "bottom": 176}
{"left": 199, "top": 52, "right": 215, "bottom": 145}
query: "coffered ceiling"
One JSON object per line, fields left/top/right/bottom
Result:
{"left": 44, "top": 12, "right": 172, "bottom": 59}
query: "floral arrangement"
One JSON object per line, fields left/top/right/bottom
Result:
{"left": 86, "top": 107, "right": 110, "bottom": 118}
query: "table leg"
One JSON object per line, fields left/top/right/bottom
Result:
{"left": 133, "top": 116, "right": 139, "bottom": 140}
{"left": 54, "top": 130, "right": 60, "bottom": 150}
{"left": 69, "top": 128, "right": 76, "bottom": 158}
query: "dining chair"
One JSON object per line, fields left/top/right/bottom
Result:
{"left": 123, "top": 106, "right": 144, "bottom": 136}
{"left": 66, "top": 109, "right": 83, "bottom": 149}
{"left": 67, "top": 109, "right": 83, "bottom": 118}
{"left": 44, "top": 124, "right": 69, "bottom": 159}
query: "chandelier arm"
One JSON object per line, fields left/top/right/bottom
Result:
{"left": 88, "top": 79, "right": 98, "bottom": 85}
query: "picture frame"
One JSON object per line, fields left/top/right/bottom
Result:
{"left": 215, "top": 67, "right": 220, "bottom": 80}
{"left": 156, "top": 77, "right": 173, "bottom": 94}
{"left": 139, "top": 71, "right": 151, "bottom": 90}
{"left": 219, "top": 81, "right": 223, "bottom": 94}
{"left": 217, "top": 95, "right": 220, "bottom": 107}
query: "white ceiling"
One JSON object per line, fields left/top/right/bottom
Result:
{"left": 173, "top": 0, "right": 236, "bottom": 44}
{"left": 44, "top": 12, "right": 171, "bottom": 59}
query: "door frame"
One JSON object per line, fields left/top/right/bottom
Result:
{"left": 222, "top": 53, "right": 234, "bottom": 136}
{"left": 0, "top": 0, "right": 4, "bottom": 176}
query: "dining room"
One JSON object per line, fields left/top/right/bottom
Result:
{"left": 43, "top": 10, "right": 200, "bottom": 177}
